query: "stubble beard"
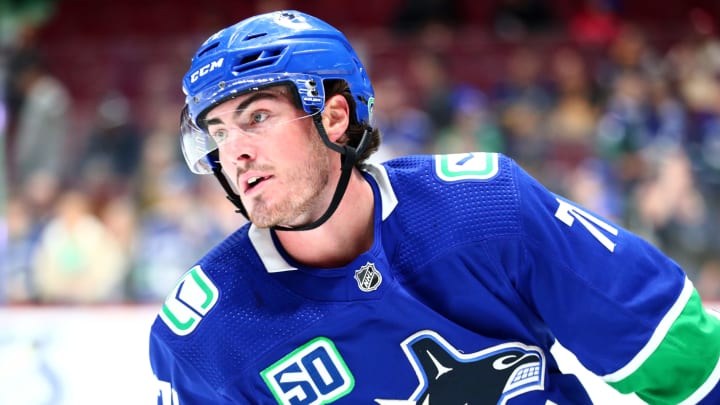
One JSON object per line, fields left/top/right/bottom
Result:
{"left": 249, "top": 135, "right": 332, "bottom": 228}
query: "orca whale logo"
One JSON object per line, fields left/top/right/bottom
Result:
{"left": 376, "top": 330, "right": 545, "bottom": 405}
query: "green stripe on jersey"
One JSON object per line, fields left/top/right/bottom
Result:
{"left": 608, "top": 289, "right": 720, "bottom": 404}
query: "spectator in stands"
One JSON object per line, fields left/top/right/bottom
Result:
{"left": 491, "top": 0, "right": 559, "bottom": 40}
{"left": 595, "top": 72, "right": 687, "bottom": 198}
{"left": 697, "top": 255, "right": 720, "bottom": 301}
{"left": 389, "top": 0, "right": 460, "bottom": 52}
{"left": 371, "top": 75, "right": 434, "bottom": 160}
{"left": 6, "top": 157, "right": 65, "bottom": 305}
{"left": 76, "top": 90, "right": 143, "bottom": 205}
{"left": 0, "top": 195, "right": 39, "bottom": 303}
{"left": 31, "top": 189, "right": 129, "bottom": 304}
{"left": 569, "top": 0, "right": 622, "bottom": 48}
{"left": 543, "top": 93, "right": 598, "bottom": 189}
{"left": 549, "top": 46, "right": 601, "bottom": 106}
{"left": 6, "top": 49, "right": 71, "bottom": 191}
{"left": 594, "top": 23, "right": 663, "bottom": 102}
{"left": 665, "top": 7, "right": 720, "bottom": 82}
{"left": 644, "top": 77, "right": 687, "bottom": 148}
{"left": 543, "top": 46, "right": 601, "bottom": 191}
{"left": 631, "top": 146, "right": 711, "bottom": 277}
{"left": 130, "top": 175, "right": 224, "bottom": 302}
{"left": 135, "top": 103, "right": 191, "bottom": 209}
{"left": 98, "top": 195, "right": 139, "bottom": 277}
{"left": 594, "top": 70, "right": 651, "bottom": 200}
{"left": 491, "top": 45, "right": 554, "bottom": 114}
{"left": 491, "top": 46, "right": 554, "bottom": 177}
{"left": 433, "top": 85, "right": 504, "bottom": 155}
{"left": 679, "top": 71, "right": 720, "bottom": 255}
{"left": 390, "top": 0, "right": 461, "bottom": 37}
{"left": 560, "top": 158, "right": 622, "bottom": 223}
{"left": 406, "top": 50, "right": 455, "bottom": 132}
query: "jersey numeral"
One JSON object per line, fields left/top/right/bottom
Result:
{"left": 157, "top": 379, "right": 179, "bottom": 405}
{"left": 554, "top": 198, "right": 618, "bottom": 252}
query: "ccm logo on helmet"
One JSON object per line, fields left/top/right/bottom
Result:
{"left": 190, "top": 58, "right": 224, "bottom": 83}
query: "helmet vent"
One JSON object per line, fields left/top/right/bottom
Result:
{"left": 244, "top": 32, "right": 267, "bottom": 41}
{"left": 197, "top": 42, "right": 220, "bottom": 58}
{"left": 234, "top": 46, "right": 286, "bottom": 72}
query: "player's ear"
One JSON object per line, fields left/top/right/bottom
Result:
{"left": 321, "top": 94, "right": 350, "bottom": 143}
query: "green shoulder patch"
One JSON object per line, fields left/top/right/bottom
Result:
{"left": 435, "top": 152, "right": 499, "bottom": 182}
{"left": 159, "top": 265, "right": 219, "bottom": 336}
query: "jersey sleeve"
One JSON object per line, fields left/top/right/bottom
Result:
{"left": 149, "top": 321, "right": 231, "bottom": 405}
{"left": 508, "top": 161, "right": 720, "bottom": 404}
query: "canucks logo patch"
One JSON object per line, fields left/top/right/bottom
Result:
{"left": 159, "top": 265, "right": 219, "bottom": 336}
{"left": 354, "top": 262, "right": 382, "bottom": 292}
{"left": 376, "top": 330, "right": 545, "bottom": 404}
{"left": 261, "top": 337, "right": 354, "bottom": 405}
{"left": 435, "top": 152, "right": 499, "bottom": 182}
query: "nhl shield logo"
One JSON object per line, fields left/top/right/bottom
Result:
{"left": 354, "top": 262, "right": 382, "bottom": 292}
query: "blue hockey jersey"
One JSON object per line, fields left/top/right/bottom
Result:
{"left": 150, "top": 152, "right": 720, "bottom": 404}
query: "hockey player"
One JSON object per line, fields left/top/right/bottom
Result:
{"left": 150, "top": 10, "right": 720, "bottom": 404}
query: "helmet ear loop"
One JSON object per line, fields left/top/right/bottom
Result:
{"left": 310, "top": 110, "right": 371, "bottom": 166}
{"left": 311, "top": 110, "right": 346, "bottom": 155}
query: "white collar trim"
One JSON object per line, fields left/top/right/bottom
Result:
{"left": 249, "top": 162, "right": 398, "bottom": 273}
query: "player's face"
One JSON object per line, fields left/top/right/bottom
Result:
{"left": 205, "top": 86, "right": 332, "bottom": 228}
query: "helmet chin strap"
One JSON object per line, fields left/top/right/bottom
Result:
{"left": 210, "top": 158, "right": 248, "bottom": 218}
{"left": 212, "top": 112, "right": 372, "bottom": 232}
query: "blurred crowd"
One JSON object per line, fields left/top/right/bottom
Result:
{"left": 1, "top": 0, "right": 720, "bottom": 304}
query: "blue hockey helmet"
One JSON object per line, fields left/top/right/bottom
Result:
{"left": 181, "top": 10, "right": 375, "bottom": 175}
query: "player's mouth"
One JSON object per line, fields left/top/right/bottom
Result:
{"left": 243, "top": 175, "right": 272, "bottom": 195}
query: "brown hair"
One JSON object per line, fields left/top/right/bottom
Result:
{"left": 324, "top": 79, "right": 381, "bottom": 165}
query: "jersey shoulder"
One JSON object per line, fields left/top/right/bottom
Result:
{"left": 379, "top": 152, "right": 525, "bottom": 267}
{"left": 150, "top": 223, "right": 334, "bottom": 390}
{"left": 151, "top": 223, "right": 253, "bottom": 336}
{"left": 381, "top": 152, "right": 525, "bottom": 233}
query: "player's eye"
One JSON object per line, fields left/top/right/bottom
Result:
{"left": 209, "top": 128, "right": 229, "bottom": 144}
{"left": 238, "top": 111, "right": 273, "bottom": 134}
{"left": 251, "top": 111, "right": 269, "bottom": 124}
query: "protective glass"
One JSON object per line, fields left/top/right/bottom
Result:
{"left": 181, "top": 83, "right": 323, "bottom": 174}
